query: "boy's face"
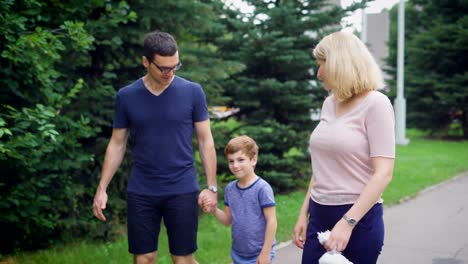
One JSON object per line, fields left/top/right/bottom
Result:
{"left": 226, "top": 151, "right": 257, "bottom": 180}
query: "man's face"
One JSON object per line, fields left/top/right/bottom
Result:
{"left": 144, "top": 52, "right": 180, "bottom": 86}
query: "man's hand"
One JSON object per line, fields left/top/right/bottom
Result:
{"left": 198, "top": 189, "right": 217, "bottom": 213}
{"left": 93, "top": 188, "right": 108, "bottom": 221}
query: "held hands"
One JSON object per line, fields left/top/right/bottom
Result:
{"left": 293, "top": 214, "right": 308, "bottom": 249}
{"left": 93, "top": 187, "right": 108, "bottom": 221}
{"left": 198, "top": 189, "right": 217, "bottom": 213}
{"left": 324, "top": 219, "right": 353, "bottom": 252}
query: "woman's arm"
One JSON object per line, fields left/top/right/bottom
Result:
{"left": 293, "top": 176, "right": 314, "bottom": 248}
{"left": 325, "top": 157, "right": 394, "bottom": 252}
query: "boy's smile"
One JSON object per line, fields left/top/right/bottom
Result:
{"left": 226, "top": 151, "right": 257, "bottom": 186}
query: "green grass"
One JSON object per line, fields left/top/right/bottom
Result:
{"left": 5, "top": 130, "right": 468, "bottom": 264}
{"left": 383, "top": 129, "right": 468, "bottom": 204}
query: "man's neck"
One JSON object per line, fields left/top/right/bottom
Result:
{"left": 143, "top": 75, "right": 172, "bottom": 95}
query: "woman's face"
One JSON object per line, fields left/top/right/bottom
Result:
{"left": 316, "top": 59, "right": 331, "bottom": 91}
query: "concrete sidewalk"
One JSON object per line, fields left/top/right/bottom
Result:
{"left": 274, "top": 172, "right": 468, "bottom": 264}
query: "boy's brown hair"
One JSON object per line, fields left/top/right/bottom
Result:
{"left": 224, "top": 135, "right": 258, "bottom": 160}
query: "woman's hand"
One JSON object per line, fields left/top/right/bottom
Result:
{"left": 293, "top": 214, "right": 308, "bottom": 249}
{"left": 324, "top": 218, "right": 353, "bottom": 252}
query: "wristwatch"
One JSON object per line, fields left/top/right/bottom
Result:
{"left": 343, "top": 214, "right": 358, "bottom": 227}
{"left": 207, "top": 185, "right": 218, "bottom": 193}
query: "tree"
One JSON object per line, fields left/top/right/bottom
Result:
{"left": 0, "top": 0, "right": 244, "bottom": 253}
{"left": 215, "top": 0, "right": 364, "bottom": 191}
{"left": 386, "top": 1, "right": 468, "bottom": 138}
{"left": 0, "top": 0, "right": 111, "bottom": 252}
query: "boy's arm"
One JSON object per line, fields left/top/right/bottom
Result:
{"left": 211, "top": 205, "right": 232, "bottom": 226}
{"left": 258, "top": 206, "right": 277, "bottom": 263}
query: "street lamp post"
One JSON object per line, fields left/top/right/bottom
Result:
{"left": 394, "top": 0, "right": 410, "bottom": 145}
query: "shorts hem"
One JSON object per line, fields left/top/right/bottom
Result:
{"left": 170, "top": 247, "right": 197, "bottom": 256}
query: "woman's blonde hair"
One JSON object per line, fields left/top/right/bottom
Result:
{"left": 313, "top": 31, "right": 384, "bottom": 101}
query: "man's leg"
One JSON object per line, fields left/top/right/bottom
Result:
{"left": 134, "top": 251, "right": 157, "bottom": 264}
{"left": 163, "top": 192, "right": 199, "bottom": 264}
{"left": 171, "top": 254, "right": 198, "bottom": 264}
{"left": 127, "top": 193, "right": 163, "bottom": 261}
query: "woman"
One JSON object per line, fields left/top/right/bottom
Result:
{"left": 293, "top": 31, "right": 395, "bottom": 264}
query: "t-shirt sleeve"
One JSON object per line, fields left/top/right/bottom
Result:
{"left": 192, "top": 84, "right": 209, "bottom": 122}
{"left": 113, "top": 92, "right": 129, "bottom": 128}
{"left": 366, "top": 94, "right": 395, "bottom": 158}
{"left": 259, "top": 183, "right": 276, "bottom": 208}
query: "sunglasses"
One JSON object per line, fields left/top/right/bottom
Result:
{"left": 151, "top": 61, "right": 182, "bottom": 74}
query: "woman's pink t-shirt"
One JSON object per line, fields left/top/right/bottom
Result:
{"left": 309, "top": 91, "right": 395, "bottom": 205}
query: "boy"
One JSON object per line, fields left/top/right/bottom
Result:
{"left": 201, "top": 135, "right": 277, "bottom": 264}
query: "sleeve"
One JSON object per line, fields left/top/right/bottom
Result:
{"left": 113, "top": 92, "right": 129, "bottom": 128}
{"left": 366, "top": 94, "right": 395, "bottom": 158}
{"left": 258, "top": 182, "right": 276, "bottom": 208}
{"left": 192, "top": 84, "right": 209, "bottom": 122}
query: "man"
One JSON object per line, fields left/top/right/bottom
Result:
{"left": 93, "top": 31, "right": 217, "bottom": 264}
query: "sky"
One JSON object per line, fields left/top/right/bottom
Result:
{"left": 225, "top": 0, "right": 401, "bottom": 32}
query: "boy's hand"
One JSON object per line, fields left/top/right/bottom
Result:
{"left": 200, "top": 195, "right": 216, "bottom": 213}
{"left": 256, "top": 252, "right": 271, "bottom": 264}
{"left": 198, "top": 189, "right": 217, "bottom": 213}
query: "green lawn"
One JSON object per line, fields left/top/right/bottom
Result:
{"left": 5, "top": 130, "right": 468, "bottom": 264}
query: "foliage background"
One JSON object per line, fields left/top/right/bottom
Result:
{"left": 1, "top": 0, "right": 465, "bottom": 257}
{"left": 385, "top": 0, "right": 468, "bottom": 138}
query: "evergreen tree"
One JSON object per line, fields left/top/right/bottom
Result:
{"left": 216, "top": 0, "right": 363, "bottom": 191}
{"left": 0, "top": 0, "right": 242, "bottom": 252}
{"left": 386, "top": 1, "right": 468, "bottom": 138}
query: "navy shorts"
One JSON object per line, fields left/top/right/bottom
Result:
{"left": 302, "top": 199, "right": 384, "bottom": 264}
{"left": 127, "top": 191, "right": 199, "bottom": 255}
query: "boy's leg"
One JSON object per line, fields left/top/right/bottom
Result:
{"left": 127, "top": 192, "right": 163, "bottom": 258}
{"left": 163, "top": 191, "right": 199, "bottom": 263}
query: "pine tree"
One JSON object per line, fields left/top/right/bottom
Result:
{"left": 386, "top": 1, "right": 468, "bottom": 138}
{"left": 216, "top": 0, "right": 362, "bottom": 191}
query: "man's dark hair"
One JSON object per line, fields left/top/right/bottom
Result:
{"left": 143, "top": 31, "right": 178, "bottom": 62}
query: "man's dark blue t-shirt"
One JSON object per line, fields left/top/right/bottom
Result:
{"left": 113, "top": 76, "right": 209, "bottom": 196}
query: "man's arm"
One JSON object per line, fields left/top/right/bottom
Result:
{"left": 93, "top": 128, "right": 129, "bottom": 221}
{"left": 258, "top": 206, "right": 277, "bottom": 264}
{"left": 194, "top": 119, "right": 217, "bottom": 211}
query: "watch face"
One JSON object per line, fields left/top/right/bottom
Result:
{"left": 344, "top": 215, "right": 357, "bottom": 226}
